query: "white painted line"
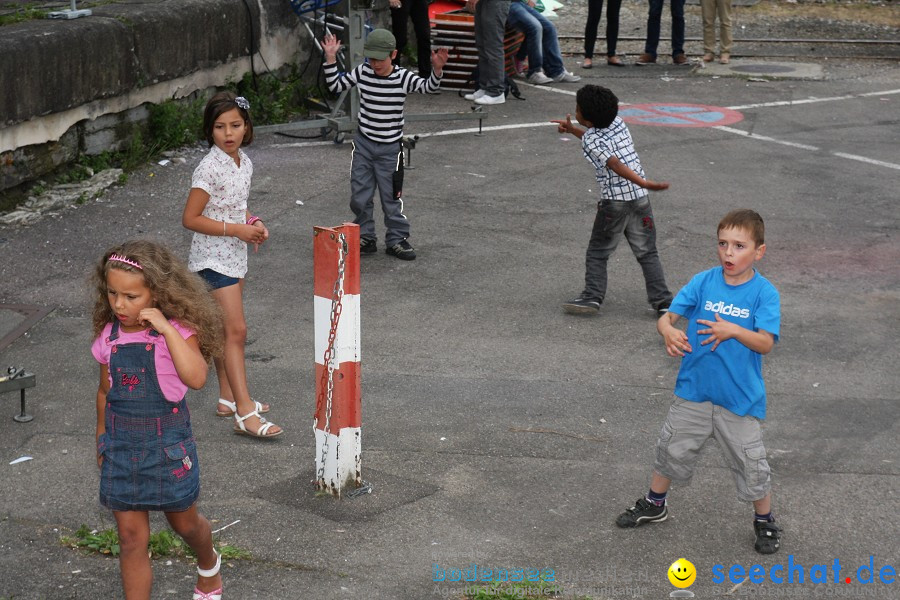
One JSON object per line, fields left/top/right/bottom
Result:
{"left": 273, "top": 139, "right": 343, "bottom": 149}
{"left": 713, "top": 126, "right": 820, "bottom": 151}
{"left": 728, "top": 88, "right": 900, "bottom": 111}
{"left": 832, "top": 152, "right": 900, "bottom": 171}
{"left": 270, "top": 87, "right": 900, "bottom": 171}
{"left": 518, "top": 81, "right": 578, "bottom": 96}
{"left": 416, "top": 121, "right": 557, "bottom": 139}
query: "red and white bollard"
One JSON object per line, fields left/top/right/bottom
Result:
{"left": 313, "top": 224, "right": 361, "bottom": 496}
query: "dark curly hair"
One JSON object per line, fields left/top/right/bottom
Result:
{"left": 203, "top": 91, "right": 254, "bottom": 148}
{"left": 91, "top": 240, "right": 224, "bottom": 361}
{"left": 576, "top": 85, "right": 619, "bottom": 129}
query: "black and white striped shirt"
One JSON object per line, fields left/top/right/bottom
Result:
{"left": 324, "top": 62, "right": 441, "bottom": 143}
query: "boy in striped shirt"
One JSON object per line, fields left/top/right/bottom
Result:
{"left": 323, "top": 29, "right": 449, "bottom": 260}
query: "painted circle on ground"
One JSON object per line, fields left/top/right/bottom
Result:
{"left": 620, "top": 103, "right": 744, "bottom": 128}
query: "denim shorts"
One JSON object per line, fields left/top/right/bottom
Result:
{"left": 196, "top": 268, "right": 239, "bottom": 290}
{"left": 653, "top": 396, "right": 772, "bottom": 502}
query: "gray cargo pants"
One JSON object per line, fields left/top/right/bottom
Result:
{"left": 350, "top": 132, "right": 409, "bottom": 246}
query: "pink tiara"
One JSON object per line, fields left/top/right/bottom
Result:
{"left": 108, "top": 253, "right": 143, "bottom": 270}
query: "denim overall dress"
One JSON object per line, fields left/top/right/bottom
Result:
{"left": 97, "top": 320, "right": 200, "bottom": 512}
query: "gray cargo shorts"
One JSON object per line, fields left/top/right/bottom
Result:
{"left": 653, "top": 396, "right": 772, "bottom": 502}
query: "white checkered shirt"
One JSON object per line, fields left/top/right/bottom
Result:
{"left": 581, "top": 117, "right": 648, "bottom": 202}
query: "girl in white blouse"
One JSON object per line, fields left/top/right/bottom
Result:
{"left": 182, "top": 91, "right": 283, "bottom": 439}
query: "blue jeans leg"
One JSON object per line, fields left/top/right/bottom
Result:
{"left": 507, "top": 2, "right": 544, "bottom": 73}
{"left": 538, "top": 12, "right": 564, "bottom": 76}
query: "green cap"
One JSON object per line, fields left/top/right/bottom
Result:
{"left": 363, "top": 29, "right": 396, "bottom": 60}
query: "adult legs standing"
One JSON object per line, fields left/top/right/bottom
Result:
{"left": 605, "top": 0, "right": 622, "bottom": 58}
{"left": 718, "top": 0, "right": 734, "bottom": 56}
{"left": 642, "top": 0, "right": 665, "bottom": 59}
{"left": 583, "top": 0, "right": 604, "bottom": 60}
{"left": 700, "top": 0, "right": 718, "bottom": 56}
{"left": 475, "top": 0, "right": 511, "bottom": 97}
{"left": 391, "top": 0, "right": 433, "bottom": 77}
{"left": 669, "top": 0, "right": 686, "bottom": 58}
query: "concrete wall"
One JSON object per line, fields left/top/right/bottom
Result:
{"left": 0, "top": 0, "right": 310, "bottom": 192}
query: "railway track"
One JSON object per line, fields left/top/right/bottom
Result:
{"left": 557, "top": 34, "right": 900, "bottom": 61}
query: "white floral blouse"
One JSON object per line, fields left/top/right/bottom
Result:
{"left": 188, "top": 145, "right": 253, "bottom": 278}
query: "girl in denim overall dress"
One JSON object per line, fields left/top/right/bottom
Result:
{"left": 91, "top": 240, "right": 225, "bottom": 600}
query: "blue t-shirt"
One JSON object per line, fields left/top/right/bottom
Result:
{"left": 669, "top": 267, "right": 780, "bottom": 419}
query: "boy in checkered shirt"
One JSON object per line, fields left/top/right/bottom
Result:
{"left": 552, "top": 85, "right": 673, "bottom": 316}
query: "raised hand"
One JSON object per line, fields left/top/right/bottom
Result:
{"left": 322, "top": 32, "right": 341, "bottom": 62}
{"left": 431, "top": 47, "right": 450, "bottom": 72}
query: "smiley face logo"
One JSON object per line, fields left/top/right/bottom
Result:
{"left": 668, "top": 558, "right": 696, "bottom": 588}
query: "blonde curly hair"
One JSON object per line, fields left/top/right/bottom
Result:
{"left": 91, "top": 240, "right": 224, "bottom": 361}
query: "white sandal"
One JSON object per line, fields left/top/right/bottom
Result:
{"left": 234, "top": 409, "right": 283, "bottom": 439}
{"left": 216, "top": 398, "right": 269, "bottom": 417}
{"left": 193, "top": 550, "right": 222, "bottom": 600}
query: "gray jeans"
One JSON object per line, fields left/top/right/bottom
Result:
{"left": 474, "top": 0, "right": 511, "bottom": 96}
{"left": 583, "top": 196, "right": 672, "bottom": 309}
{"left": 350, "top": 133, "right": 410, "bottom": 246}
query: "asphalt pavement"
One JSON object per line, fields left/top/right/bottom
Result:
{"left": 1, "top": 41, "right": 899, "bottom": 600}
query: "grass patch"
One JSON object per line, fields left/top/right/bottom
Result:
{"left": 229, "top": 67, "right": 314, "bottom": 127}
{"left": 61, "top": 524, "right": 251, "bottom": 561}
{"left": 0, "top": 3, "right": 46, "bottom": 26}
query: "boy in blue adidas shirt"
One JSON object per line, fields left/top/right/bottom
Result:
{"left": 616, "top": 209, "right": 783, "bottom": 555}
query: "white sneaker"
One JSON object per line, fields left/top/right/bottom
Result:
{"left": 475, "top": 93, "right": 506, "bottom": 105}
{"left": 464, "top": 89, "right": 486, "bottom": 101}
{"left": 526, "top": 70, "right": 554, "bottom": 85}
{"left": 552, "top": 70, "right": 581, "bottom": 83}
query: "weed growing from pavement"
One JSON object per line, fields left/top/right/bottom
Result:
{"left": 61, "top": 524, "right": 251, "bottom": 560}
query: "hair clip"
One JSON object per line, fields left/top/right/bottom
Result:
{"left": 108, "top": 253, "right": 143, "bottom": 270}
{"left": 235, "top": 96, "right": 250, "bottom": 110}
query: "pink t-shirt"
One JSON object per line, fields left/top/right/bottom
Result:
{"left": 91, "top": 321, "right": 196, "bottom": 403}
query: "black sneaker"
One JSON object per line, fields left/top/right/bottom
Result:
{"left": 386, "top": 240, "right": 416, "bottom": 261}
{"left": 616, "top": 497, "right": 668, "bottom": 528}
{"left": 656, "top": 300, "right": 671, "bottom": 318}
{"left": 754, "top": 520, "right": 782, "bottom": 554}
{"left": 563, "top": 295, "right": 601, "bottom": 315}
{"left": 360, "top": 238, "right": 377, "bottom": 254}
